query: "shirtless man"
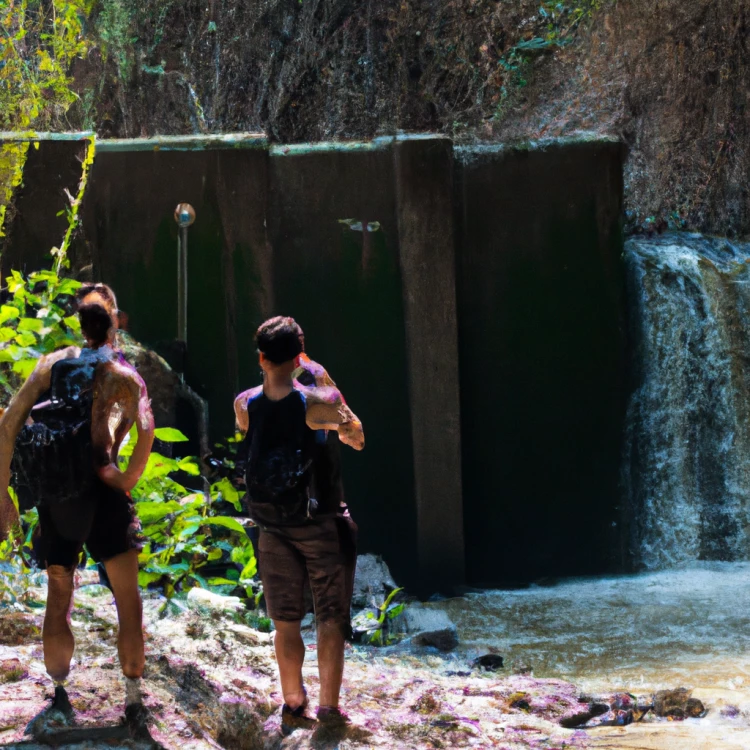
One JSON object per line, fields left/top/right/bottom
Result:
{"left": 0, "top": 283, "right": 154, "bottom": 726}
{"left": 234, "top": 316, "right": 364, "bottom": 731}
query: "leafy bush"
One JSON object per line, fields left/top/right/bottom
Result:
{"left": 126, "top": 427, "right": 257, "bottom": 605}
{"left": 0, "top": 268, "right": 258, "bottom": 610}
{"left": 0, "top": 269, "right": 83, "bottom": 405}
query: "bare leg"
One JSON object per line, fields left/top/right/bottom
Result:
{"left": 317, "top": 621, "right": 345, "bottom": 709}
{"left": 43, "top": 565, "right": 76, "bottom": 682}
{"left": 102, "top": 550, "right": 144, "bottom": 680}
{"left": 273, "top": 620, "right": 306, "bottom": 709}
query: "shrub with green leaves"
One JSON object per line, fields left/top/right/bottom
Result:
{"left": 123, "top": 427, "right": 257, "bottom": 605}
{"left": 0, "top": 268, "right": 258, "bottom": 610}
{"left": 0, "top": 269, "right": 82, "bottom": 405}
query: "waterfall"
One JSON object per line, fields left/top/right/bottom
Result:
{"left": 623, "top": 233, "right": 750, "bottom": 569}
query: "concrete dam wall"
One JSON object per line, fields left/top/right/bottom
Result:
{"left": 1, "top": 134, "right": 626, "bottom": 593}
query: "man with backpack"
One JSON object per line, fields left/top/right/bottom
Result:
{"left": 0, "top": 283, "right": 154, "bottom": 730}
{"left": 234, "top": 316, "right": 364, "bottom": 731}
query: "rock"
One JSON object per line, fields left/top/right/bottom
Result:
{"left": 222, "top": 623, "right": 265, "bottom": 646}
{"left": 401, "top": 606, "right": 458, "bottom": 651}
{"left": 721, "top": 705, "right": 741, "bottom": 719}
{"left": 300, "top": 613, "right": 315, "bottom": 630}
{"left": 352, "top": 554, "right": 397, "bottom": 608}
{"left": 653, "top": 688, "right": 706, "bottom": 719}
{"left": 186, "top": 587, "right": 243, "bottom": 613}
{"left": 118, "top": 331, "right": 210, "bottom": 458}
{"left": 560, "top": 702, "right": 610, "bottom": 728}
{"left": 471, "top": 654, "right": 504, "bottom": 672}
{"left": 511, "top": 660, "right": 533, "bottom": 675}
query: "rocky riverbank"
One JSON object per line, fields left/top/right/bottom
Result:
{"left": 2, "top": 564, "right": 746, "bottom": 750}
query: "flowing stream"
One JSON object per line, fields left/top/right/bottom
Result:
{"left": 439, "top": 564, "right": 750, "bottom": 695}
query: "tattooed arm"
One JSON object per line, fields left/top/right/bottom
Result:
{"left": 92, "top": 359, "right": 155, "bottom": 492}
{"left": 294, "top": 353, "right": 365, "bottom": 450}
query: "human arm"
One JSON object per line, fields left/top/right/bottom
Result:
{"left": 234, "top": 385, "right": 263, "bottom": 435}
{"left": 303, "top": 385, "right": 365, "bottom": 450}
{"left": 295, "top": 354, "right": 365, "bottom": 450}
{"left": 0, "top": 346, "right": 80, "bottom": 539}
{"left": 92, "top": 360, "right": 155, "bottom": 492}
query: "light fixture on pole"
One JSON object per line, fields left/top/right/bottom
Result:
{"left": 174, "top": 202, "right": 195, "bottom": 345}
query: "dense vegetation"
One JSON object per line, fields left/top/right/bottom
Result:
{"left": 0, "top": 269, "right": 259, "bottom": 612}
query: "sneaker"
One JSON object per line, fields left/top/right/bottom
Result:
{"left": 316, "top": 706, "right": 350, "bottom": 728}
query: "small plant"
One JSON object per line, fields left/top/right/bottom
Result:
{"left": 124, "top": 427, "right": 258, "bottom": 608}
{"left": 356, "top": 587, "right": 405, "bottom": 647}
{"left": 494, "top": 1, "right": 605, "bottom": 119}
{"left": 0, "top": 495, "right": 44, "bottom": 607}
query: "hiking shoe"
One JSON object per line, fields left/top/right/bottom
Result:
{"left": 316, "top": 706, "right": 350, "bottom": 728}
{"left": 281, "top": 691, "right": 316, "bottom": 733}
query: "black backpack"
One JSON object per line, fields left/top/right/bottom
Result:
{"left": 11, "top": 347, "right": 114, "bottom": 542}
{"left": 241, "top": 389, "right": 320, "bottom": 527}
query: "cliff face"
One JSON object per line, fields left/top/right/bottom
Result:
{"left": 68, "top": 0, "right": 749, "bottom": 237}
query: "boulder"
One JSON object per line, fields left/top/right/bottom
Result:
{"left": 352, "top": 554, "right": 398, "bottom": 608}
{"left": 401, "top": 606, "right": 458, "bottom": 651}
{"left": 471, "top": 653, "right": 504, "bottom": 672}
{"left": 653, "top": 688, "right": 706, "bottom": 718}
{"left": 118, "top": 331, "right": 210, "bottom": 458}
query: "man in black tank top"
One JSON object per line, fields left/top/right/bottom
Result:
{"left": 234, "top": 317, "right": 364, "bottom": 730}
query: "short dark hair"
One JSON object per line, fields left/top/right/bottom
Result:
{"left": 255, "top": 316, "right": 303, "bottom": 364}
{"left": 78, "top": 302, "right": 113, "bottom": 346}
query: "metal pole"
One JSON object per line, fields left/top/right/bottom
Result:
{"left": 174, "top": 203, "right": 195, "bottom": 345}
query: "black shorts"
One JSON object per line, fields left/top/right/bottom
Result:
{"left": 32, "top": 480, "right": 143, "bottom": 569}
{"left": 258, "top": 512, "right": 357, "bottom": 636}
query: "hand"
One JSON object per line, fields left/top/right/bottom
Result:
{"left": 339, "top": 420, "right": 365, "bottom": 451}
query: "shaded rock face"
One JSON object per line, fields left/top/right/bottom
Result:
{"left": 622, "top": 234, "right": 750, "bottom": 568}
{"left": 65, "top": 0, "right": 750, "bottom": 237}
{"left": 118, "top": 331, "right": 210, "bottom": 458}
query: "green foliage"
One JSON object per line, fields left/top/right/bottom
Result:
{"left": 53, "top": 137, "right": 95, "bottom": 274}
{"left": 0, "top": 0, "right": 95, "bottom": 130}
{"left": 125, "top": 427, "right": 257, "bottom": 608}
{"left": 0, "top": 269, "right": 82, "bottom": 405}
{"left": 361, "top": 587, "right": 405, "bottom": 647}
{"left": 0, "top": 0, "right": 96, "bottom": 236}
{"left": 0, "top": 269, "right": 258, "bottom": 612}
{"left": 0, "top": 489, "right": 44, "bottom": 607}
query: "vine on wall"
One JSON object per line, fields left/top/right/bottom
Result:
{"left": 0, "top": 0, "right": 95, "bottom": 240}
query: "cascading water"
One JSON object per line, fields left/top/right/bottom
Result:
{"left": 622, "top": 233, "right": 750, "bottom": 569}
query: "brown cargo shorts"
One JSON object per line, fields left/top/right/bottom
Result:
{"left": 258, "top": 512, "right": 357, "bottom": 635}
